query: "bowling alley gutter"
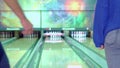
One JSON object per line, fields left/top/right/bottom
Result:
{"left": 22, "top": 38, "right": 44, "bottom": 68}
{"left": 1, "top": 37, "right": 17, "bottom": 45}
{"left": 64, "top": 36, "right": 108, "bottom": 68}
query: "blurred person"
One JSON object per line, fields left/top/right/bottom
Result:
{"left": 0, "top": 0, "right": 33, "bottom": 67}
{"left": 93, "top": 0, "right": 120, "bottom": 68}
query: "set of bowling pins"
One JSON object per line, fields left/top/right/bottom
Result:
{"left": 45, "top": 31, "right": 63, "bottom": 41}
{"left": 50, "top": 35, "right": 62, "bottom": 41}
{"left": 71, "top": 31, "right": 87, "bottom": 42}
{"left": 0, "top": 32, "right": 13, "bottom": 38}
{"left": 23, "top": 32, "right": 39, "bottom": 38}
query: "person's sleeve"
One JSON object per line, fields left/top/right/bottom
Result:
{"left": 93, "top": 0, "right": 109, "bottom": 47}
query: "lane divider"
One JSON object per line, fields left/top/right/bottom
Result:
{"left": 1, "top": 37, "right": 17, "bottom": 45}
{"left": 64, "top": 36, "right": 108, "bottom": 68}
{"left": 14, "top": 38, "right": 39, "bottom": 68}
{"left": 22, "top": 38, "right": 44, "bottom": 68}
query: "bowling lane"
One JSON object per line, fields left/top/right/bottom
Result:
{"left": 39, "top": 39, "right": 89, "bottom": 68}
{"left": 74, "top": 37, "right": 105, "bottom": 58}
{"left": 3, "top": 38, "right": 38, "bottom": 68}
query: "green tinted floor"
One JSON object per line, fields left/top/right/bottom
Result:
{"left": 39, "top": 40, "right": 89, "bottom": 68}
{"left": 79, "top": 38, "right": 105, "bottom": 58}
{"left": 3, "top": 38, "right": 38, "bottom": 68}
{"left": 1, "top": 37, "right": 101, "bottom": 68}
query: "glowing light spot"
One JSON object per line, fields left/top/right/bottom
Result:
{"left": 65, "top": 0, "right": 85, "bottom": 16}
{"left": 70, "top": 1, "right": 81, "bottom": 10}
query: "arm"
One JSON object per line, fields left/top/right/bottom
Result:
{"left": 93, "top": 0, "right": 109, "bottom": 49}
{"left": 4, "top": 0, "right": 33, "bottom": 34}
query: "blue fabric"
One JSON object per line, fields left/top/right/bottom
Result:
{"left": 93, "top": 0, "right": 120, "bottom": 47}
{"left": 0, "top": 42, "right": 10, "bottom": 68}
